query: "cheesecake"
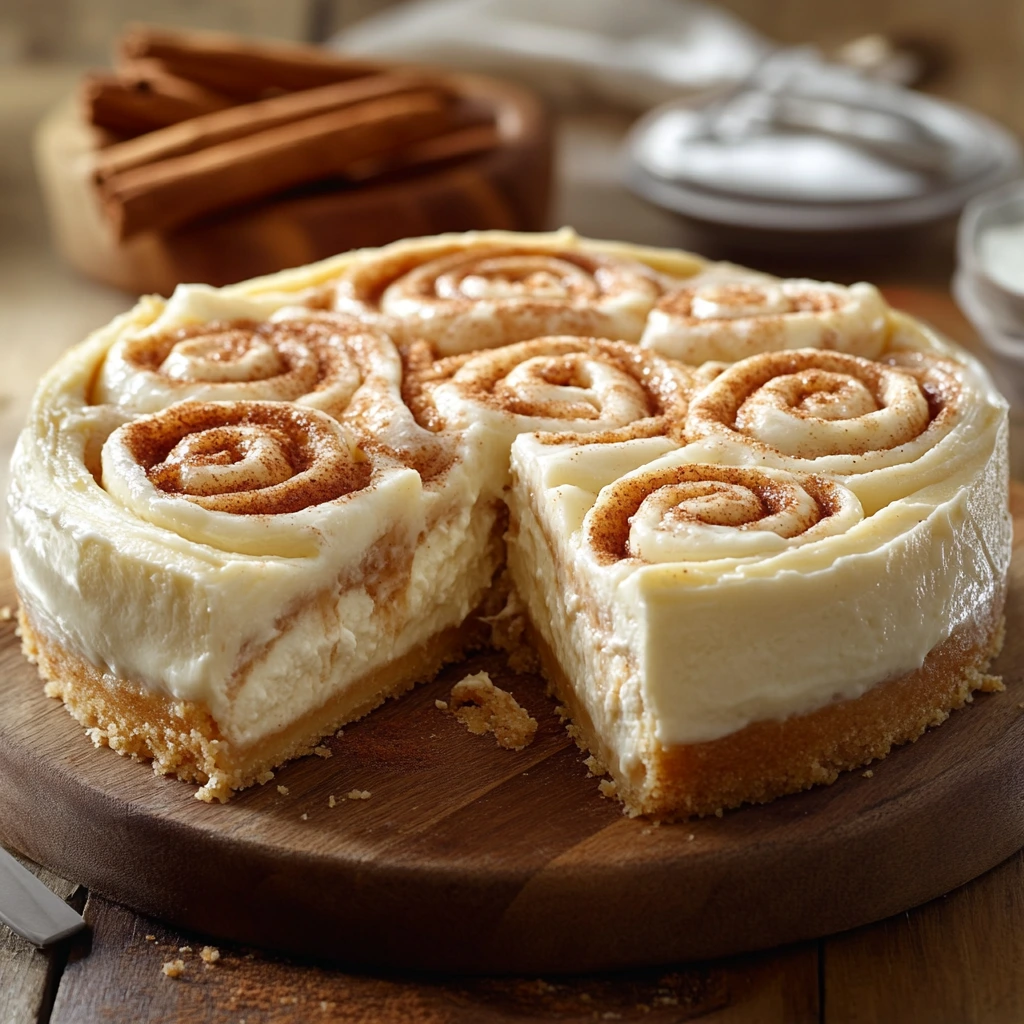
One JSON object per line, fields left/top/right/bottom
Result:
{"left": 7, "top": 229, "right": 1011, "bottom": 815}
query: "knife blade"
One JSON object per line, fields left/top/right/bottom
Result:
{"left": 0, "top": 845, "right": 86, "bottom": 947}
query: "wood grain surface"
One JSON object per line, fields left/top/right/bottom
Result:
{"left": 0, "top": 486, "right": 1021, "bottom": 974}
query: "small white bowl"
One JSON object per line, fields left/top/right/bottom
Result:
{"left": 957, "top": 179, "right": 1024, "bottom": 336}
{"left": 953, "top": 268, "right": 1024, "bottom": 411}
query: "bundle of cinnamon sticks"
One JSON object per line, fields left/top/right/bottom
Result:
{"left": 84, "top": 25, "right": 502, "bottom": 241}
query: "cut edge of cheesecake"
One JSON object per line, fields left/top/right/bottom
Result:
{"left": 19, "top": 606, "right": 487, "bottom": 802}
{"left": 526, "top": 603, "right": 1006, "bottom": 821}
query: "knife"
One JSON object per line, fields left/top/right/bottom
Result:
{"left": 0, "top": 845, "right": 86, "bottom": 946}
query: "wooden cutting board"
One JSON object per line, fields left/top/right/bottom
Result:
{"left": 0, "top": 482, "right": 1021, "bottom": 974}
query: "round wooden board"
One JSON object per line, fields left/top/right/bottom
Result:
{"left": 0, "top": 485, "right": 1022, "bottom": 974}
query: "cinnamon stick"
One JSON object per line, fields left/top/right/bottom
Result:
{"left": 345, "top": 122, "right": 501, "bottom": 182}
{"left": 117, "top": 24, "right": 381, "bottom": 100}
{"left": 99, "top": 91, "right": 456, "bottom": 240}
{"left": 82, "top": 67, "right": 233, "bottom": 136}
{"left": 94, "top": 72, "right": 442, "bottom": 182}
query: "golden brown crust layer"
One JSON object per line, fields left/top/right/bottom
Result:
{"left": 530, "top": 595, "right": 1006, "bottom": 821}
{"left": 19, "top": 607, "right": 484, "bottom": 802}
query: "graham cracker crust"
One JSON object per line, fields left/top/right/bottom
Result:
{"left": 529, "top": 598, "right": 1007, "bottom": 821}
{"left": 19, "top": 607, "right": 484, "bottom": 802}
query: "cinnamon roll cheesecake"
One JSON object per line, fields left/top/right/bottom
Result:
{"left": 7, "top": 229, "right": 1011, "bottom": 817}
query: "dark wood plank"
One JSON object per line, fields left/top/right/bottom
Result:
{"left": 823, "top": 849, "right": 1024, "bottom": 1023}
{"left": 0, "top": 854, "right": 79, "bottom": 1024}
{"left": 0, "top": 485, "right": 1022, "bottom": 973}
{"left": 48, "top": 892, "right": 818, "bottom": 1024}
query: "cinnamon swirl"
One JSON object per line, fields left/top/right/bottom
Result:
{"left": 640, "top": 276, "right": 889, "bottom": 364}
{"left": 7, "top": 229, "right": 1010, "bottom": 818}
{"left": 330, "top": 233, "right": 666, "bottom": 354}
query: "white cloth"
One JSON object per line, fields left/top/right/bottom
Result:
{"left": 331, "top": 0, "right": 771, "bottom": 109}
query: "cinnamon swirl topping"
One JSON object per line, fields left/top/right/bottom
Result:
{"left": 94, "top": 315, "right": 400, "bottom": 421}
{"left": 415, "top": 336, "right": 692, "bottom": 443}
{"left": 333, "top": 245, "right": 663, "bottom": 354}
{"left": 686, "top": 349, "right": 960, "bottom": 464}
{"left": 100, "top": 401, "right": 390, "bottom": 556}
{"left": 121, "top": 401, "right": 369, "bottom": 514}
{"left": 640, "top": 279, "right": 888, "bottom": 364}
{"left": 585, "top": 462, "right": 862, "bottom": 564}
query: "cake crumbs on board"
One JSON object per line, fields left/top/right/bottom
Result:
{"left": 862, "top": 769, "right": 874, "bottom": 778}
{"left": 200, "top": 946, "right": 220, "bottom": 964}
{"left": 313, "top": 745, "right": 332, "bottom": 758}
{"left": 161, "top": 959, "right": 185, "bottom": 979}
{"left": 276, "top": 785, "right": 290, "bottom": 796}
{"left": 448, "top": 671, "right": 537, "bottom": 751}
{"left": 434, "top": 699, "right": 448, "bottom": 710}
{"left": 347, "top": 789, "right": 371, "bottom": 800}
{"left": 328, "top": 795, "right": 337, "bottom": 808}
{"left": 0, "top": 605, "right": 13, "bottom": 622}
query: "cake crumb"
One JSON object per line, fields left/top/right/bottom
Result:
{"left": 583, "top": 754, "right": 607, "bottom": 778}
{"left": 313, "top": 745, "right": 332, "bottom": 759}
{"left": 276, "top": 785, "right": 290, "bottom": 796}
{"left": 162, "top": 959, "right": 185, "bottom": 979}
{"left": 256, "top": 770, "right": 275, "bottom": 785}
{"left": 449, "top": 671, "right": 538, "bottom": 751}
{"left": 200, "top": 946, "right": 220, "bottom": 964}
{"left": 300, "top": 812, "right": 308, "bottom": 821}
{"left": 347, "top": 789, "right": 371, "bottom": 800}
{"left": 145, "top": 935, "right": 156, "bottom": 942}
{"left": 178, "top": 946, "right": 192, "bottom": 954}
{"left": 335, "top": 728, "right": 344, "bottom": 738}
{"left": 0, "top": 605, "right": 13, "bottom": 622}
{"left": 862, "top": 769, "right": 874, "bottom": 778}
{"left": 687, "top": 833, "right": 695, "bottom": 841}
{"left": 598, "top": 779, "right": 618, "bottom": 799}
{"left": 328, "top": 795, "right": 337, "bottom": 808}
{"left": 434, "top": 699, "right": 448, "bottom": 710}
{"left": 714, "top": 808, "right": 724, "bottom": 818}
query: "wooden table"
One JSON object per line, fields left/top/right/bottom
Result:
{"left": 2, "top": 58, "right": 1024, "bottom": 1023}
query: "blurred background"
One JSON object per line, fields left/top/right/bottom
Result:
{"left": 2, "top": 0, "right": 1024, "bottom": 498}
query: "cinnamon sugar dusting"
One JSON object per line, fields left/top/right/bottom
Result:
{"left": 333, "top": 243, "right": 662, "bottom": 350}
{"left": 687, "top": 349, "right": 945, "bottom": 457}
{"left": 585, "top": 463, "right": 843, "bottom": 565}
{"left": 112, "top": 317, "right": 378, "bottom": 409}
{"left": 118, "top": 401, "right": 372, "bottom": 514}
{"left": 409, "top": 336, "right": 693, "bottom": 443}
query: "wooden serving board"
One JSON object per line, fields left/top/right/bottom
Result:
{"left": 1, "top": 486, "right": 1022, "bottom": 975}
